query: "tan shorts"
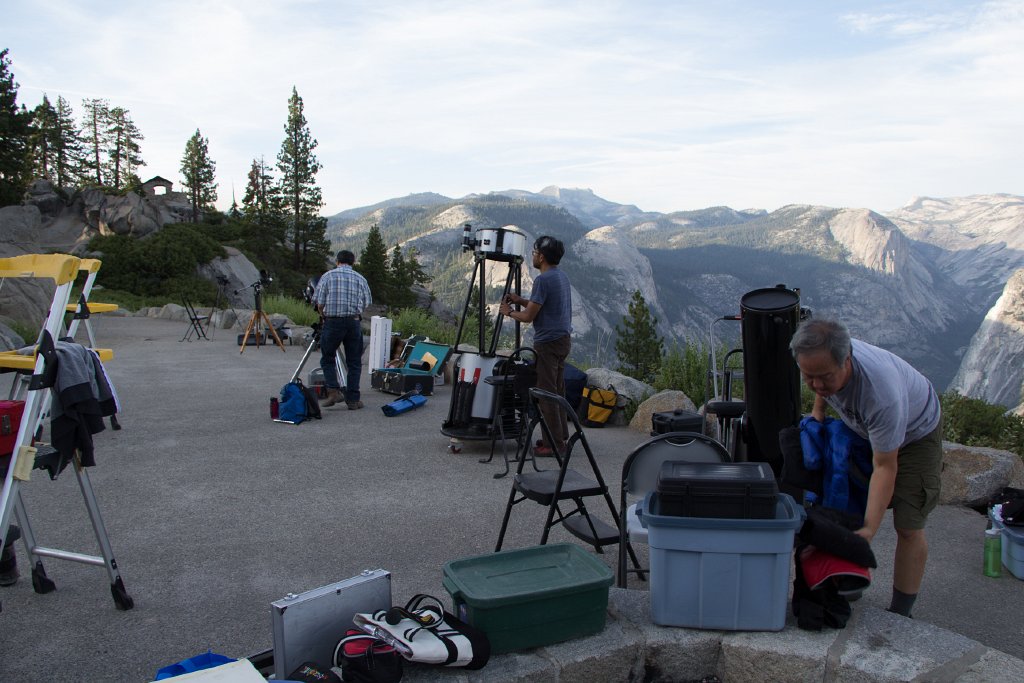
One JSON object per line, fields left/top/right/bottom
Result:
{"left": 892, "top": 422, "right": 944, "bottom": 530}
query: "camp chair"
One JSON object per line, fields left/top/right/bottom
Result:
{"left": 181, "top": 297, "right": 210, "bottom": 341}
{"left": 616, "top": 431, "right": 730, "bottom": 588}
{"left": 0, "top": 253, "right": 132, "bottom": 611}
{"left": 495, "top": 389, "right": 643, "bottom": 576}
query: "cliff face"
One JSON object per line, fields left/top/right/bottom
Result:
{"left": 950, "top": 269, "right": 1024, "bottom": 409}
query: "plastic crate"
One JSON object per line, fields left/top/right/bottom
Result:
{"left": 442, "top": 543, "right": 613, "bottom": 654}
{"left": 657, "top": 461, "right": 778, "bottom": 519}
{"left": 639, "top": 492, "right": 804, "bottom": 630}
{"left": 990, "top": 512, "right": 1024, "bottom": 580}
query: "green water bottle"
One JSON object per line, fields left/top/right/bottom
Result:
{"left": 983, "top": 527, "right": 1002, "bottom": 578}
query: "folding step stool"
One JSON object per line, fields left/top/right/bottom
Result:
{"left": 494, "top": 387, "right": 644, "bottom": 577}
{"left": 0, "top": 254, "right": 133, "bottom": 612}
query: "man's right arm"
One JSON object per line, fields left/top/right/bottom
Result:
{"left": 812, "top": 395, "right": 828, "bottom": 422}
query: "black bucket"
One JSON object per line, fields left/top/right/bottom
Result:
{"left": 740, "top": 285, "right": 802, "bottom": 474}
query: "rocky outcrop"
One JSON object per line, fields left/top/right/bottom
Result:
{"left": 940, "top": 442, "right": 1024, "bottom": 507}
{"left": 950, "top": 269, "right": 1024, "bottom": 409}
{"left": 629, "top": 390, "right": 698, "bottom": 432}
{"left": 197, "top": 247, "right": 263, "bottom": 308}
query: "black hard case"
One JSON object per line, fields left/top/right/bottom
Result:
{"left": 651, "top": 409, "right": 703, "bottom": 435}
{"left": 656, "top": 461, "right": 778, "bottom": 519}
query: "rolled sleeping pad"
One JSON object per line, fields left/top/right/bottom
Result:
{"left": 382, "top": 393, "right": 428, "bottom": 417}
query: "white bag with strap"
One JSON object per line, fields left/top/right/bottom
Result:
{"left": 353, "top": 594, "right": 490, "bottom": 670}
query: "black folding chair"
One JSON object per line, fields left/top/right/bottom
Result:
{"left": 181, "top": 298, "right": 210, "bottom": 342}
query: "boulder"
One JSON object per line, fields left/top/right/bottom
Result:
{"left": 629, "top": 390, "right": 698, "bottom": 432}
{"left": 80, "top": 188, "right": 163, "bottom": 237}
{"left": 0, "top": 320, "right": 26, "bottom": 351}
{"left": 940, "top": 442, "right": 1024, "bottom": 507}
{"left": 583, "top": 368, "right": 654, "bottom": 405}
{"left": 23, "top": 179, "right": 66, "bottom": 218}
{"left": 0, "top": 205, "right": 44, "bottom": 255}
{"left": 197, "top": 247, "right": 261, "bottom": 308}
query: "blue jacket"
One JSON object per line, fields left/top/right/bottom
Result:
{"left": 800, "top": 416, "right": 873, "bottom": 518}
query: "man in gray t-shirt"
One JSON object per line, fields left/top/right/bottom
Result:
{"left": 790, "top": 318, "right": 943, "bottom": 619}
{"left": 500, "top": 235, "right": 572, "bottom": 456}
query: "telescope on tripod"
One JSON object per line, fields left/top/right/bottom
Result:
{"left": 238, "top": 270, "right": 286, "bottom": 353}
{"left": 441, "top": 224, "right": 527, "bottom": 442}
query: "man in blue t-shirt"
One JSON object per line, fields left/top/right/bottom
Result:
{"left": 790, "top": 317, "right": 942, "bottom": 619}
{"left": 500, "top": 235, "right": 572, "bottom": 456}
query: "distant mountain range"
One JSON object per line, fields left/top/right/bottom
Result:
{"left": 326, "top": 188, "right": 1024, "bottom": 408}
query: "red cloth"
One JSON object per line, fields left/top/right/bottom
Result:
{"left": 799, "top": 546, "right": 871, "bottom": 595}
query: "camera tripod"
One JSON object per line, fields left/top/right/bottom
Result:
{"left": 290, "top": 320, "right": 346, "bottom": 389}
{"left": 208, "top": 278, "right": 242, "bottom": 339}
{"left": 239, "top": 282, "right": 286, "bottom": 353}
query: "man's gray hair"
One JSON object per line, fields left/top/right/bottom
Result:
{"left": 789, "top": 318, "right": 852, "bottom": 366}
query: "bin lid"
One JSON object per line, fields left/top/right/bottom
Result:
{"left": 639, "top": 491, "right": 805, "bottom": 530}
{"left": 443, "top": 543, "right": 612, "bottom": 608}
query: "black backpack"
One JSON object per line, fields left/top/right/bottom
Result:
{"left": 296, "top": 379, "right": 321, "bottom": 420}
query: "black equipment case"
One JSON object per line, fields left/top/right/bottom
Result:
{"left": 371, "top": 341, "right": 452, "bottom": 396}
{"left": 656, "top": 461, "right": 778, "bottom": 519}
{"left": 651, "top": 409, "right": 703, "bottom": 436}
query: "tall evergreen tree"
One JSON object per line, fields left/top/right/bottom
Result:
{"left": 52, "top": 96, "right": 84, "bottom": 187}
{"left": 242, "top": 156, "right": 286, "bottom": 253}
{"left": 614, "top": 290, "right": 665, "bottom": 383}
{"left": 0, "top": 49, "right": 32, "bottom": 207}
{"left": 105, "top": 106, "right": 144, "bottom": 190}
{"left": 29, "top": 94, "right": 58, "bottom": 180}
{"left": 358, "top": 223, "right": 390, "bottom": 299}
{"left": 180, "top": 128, "right": 217, "bottom": 222}
{"left": 80, "top": 98, "right": 110, "bottom": 186}
{"left": 275, "top": 86, "right": 326, "bottom": 269}
{"left": 406, "top": 247, "right": 430, "bottom": 286}
{"left": 388, "top": 244, "right": 417, "bottom": 308}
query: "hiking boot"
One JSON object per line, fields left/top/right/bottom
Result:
{"left": 346, "top": 400, "right": 364, "bottom": 411}
{"left": 320, "top": 389, "right": 343, "bottom": 407}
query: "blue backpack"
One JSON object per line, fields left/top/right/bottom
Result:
{"left": 279, "top": 381, "right": 308, "bottom": 424}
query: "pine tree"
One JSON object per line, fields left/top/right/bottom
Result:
{"left": 180, "top": 128, "right": 217, "bottom": 222}
{"left": 80, "top": 98, "right": 110, "bottom": 186}
{"left": 614, "top": 290, "right": 665, "bottom": 383}
{"left": 388, "top": 244, "right": 417, "bottom": 308}
{"left": 242, "top": 156, "right": 286, "bottom": 248}
{"left": 0, "top": 49, "right": 32, "bottom": 207}
{"left": 276, "top": 86, "right": 326, "bottom": 269}
{"left": 406, "top": 247, "right": 430, "bottom": 286}
{"left": 52, "top": 96, "right": 84, "bottom": 187}
{"left": 105, "top": 106, "right": 144, "bottom": 190}
{"left": 358, "top": 223, "right": 390, "bottom": 299}
{"left": 29, "top": 94, "right": 58, "bottom": 180}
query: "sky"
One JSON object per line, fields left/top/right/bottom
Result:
{"left": 4, "top": 0, "right": 1023, "bottom": 217}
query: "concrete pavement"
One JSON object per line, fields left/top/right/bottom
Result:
{"left": 0, "top": 314, "right": 1021, "bottom": 682}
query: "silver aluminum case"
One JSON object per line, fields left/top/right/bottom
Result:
{"left": 271, "top": 568, "right": 391, "bottom": 680}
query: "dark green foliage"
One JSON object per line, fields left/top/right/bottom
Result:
{"left": 357, "top": 224, "right": 390, "bottom": 297}
{"left": 653, "top": 341, "right": 709, "bottom": 405}
{"left": 276, "top": 86, "right": 327, "bottom": 269}
{"left": 242, "top": 156, "right": 287, "bottom": 248}
{"left": 87, "top": 224, "right": 224, "bottom": 301}
{"left": 388, "top": 245, "right": 416, "bottom": 308}
{"left": 180, "top": 128, "right": 217, "bottom": 222}
{"left": 104, "top": 106, "right": 144, "bottom": 191}
{"left": 0, "top": 48, "right": 31, "bottom": 207}
{"left": 942, "top": 392, "right": 1024, "bottom": 457}
{"left": 615, "top": 290, "right": 664, "bottom": 383}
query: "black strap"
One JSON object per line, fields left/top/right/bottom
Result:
{"left": 28, "top": 330, "right": 58, "bottom": 390}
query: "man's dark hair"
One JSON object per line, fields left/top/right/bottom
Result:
{"left": 336, "top": 250, "right": 356, "bottom": 265}
{"left": 534, "top": 235, "right": 565, "bottom": 265}
{"left": 790, "top": 318, "right": 852, "bottom": 366}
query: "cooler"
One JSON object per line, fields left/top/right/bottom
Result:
{"left": 0, "top": 400, "right": 25, "bottom": 457}
{"left": 442, "top": 543, "right": 613, "bottom": 654}
{"left": 639, "top": 491, "right": 804, "bottom": 631}
{"left": 656, "top": 460, "right": 778, "bottom": 519}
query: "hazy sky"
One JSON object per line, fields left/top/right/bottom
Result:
{"left": 4, "top": 0, "right": 1022, "bottom": 216}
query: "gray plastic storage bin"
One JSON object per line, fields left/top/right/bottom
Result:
{"left": 639, "top": 492, "right": 804, "bottom": 631}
